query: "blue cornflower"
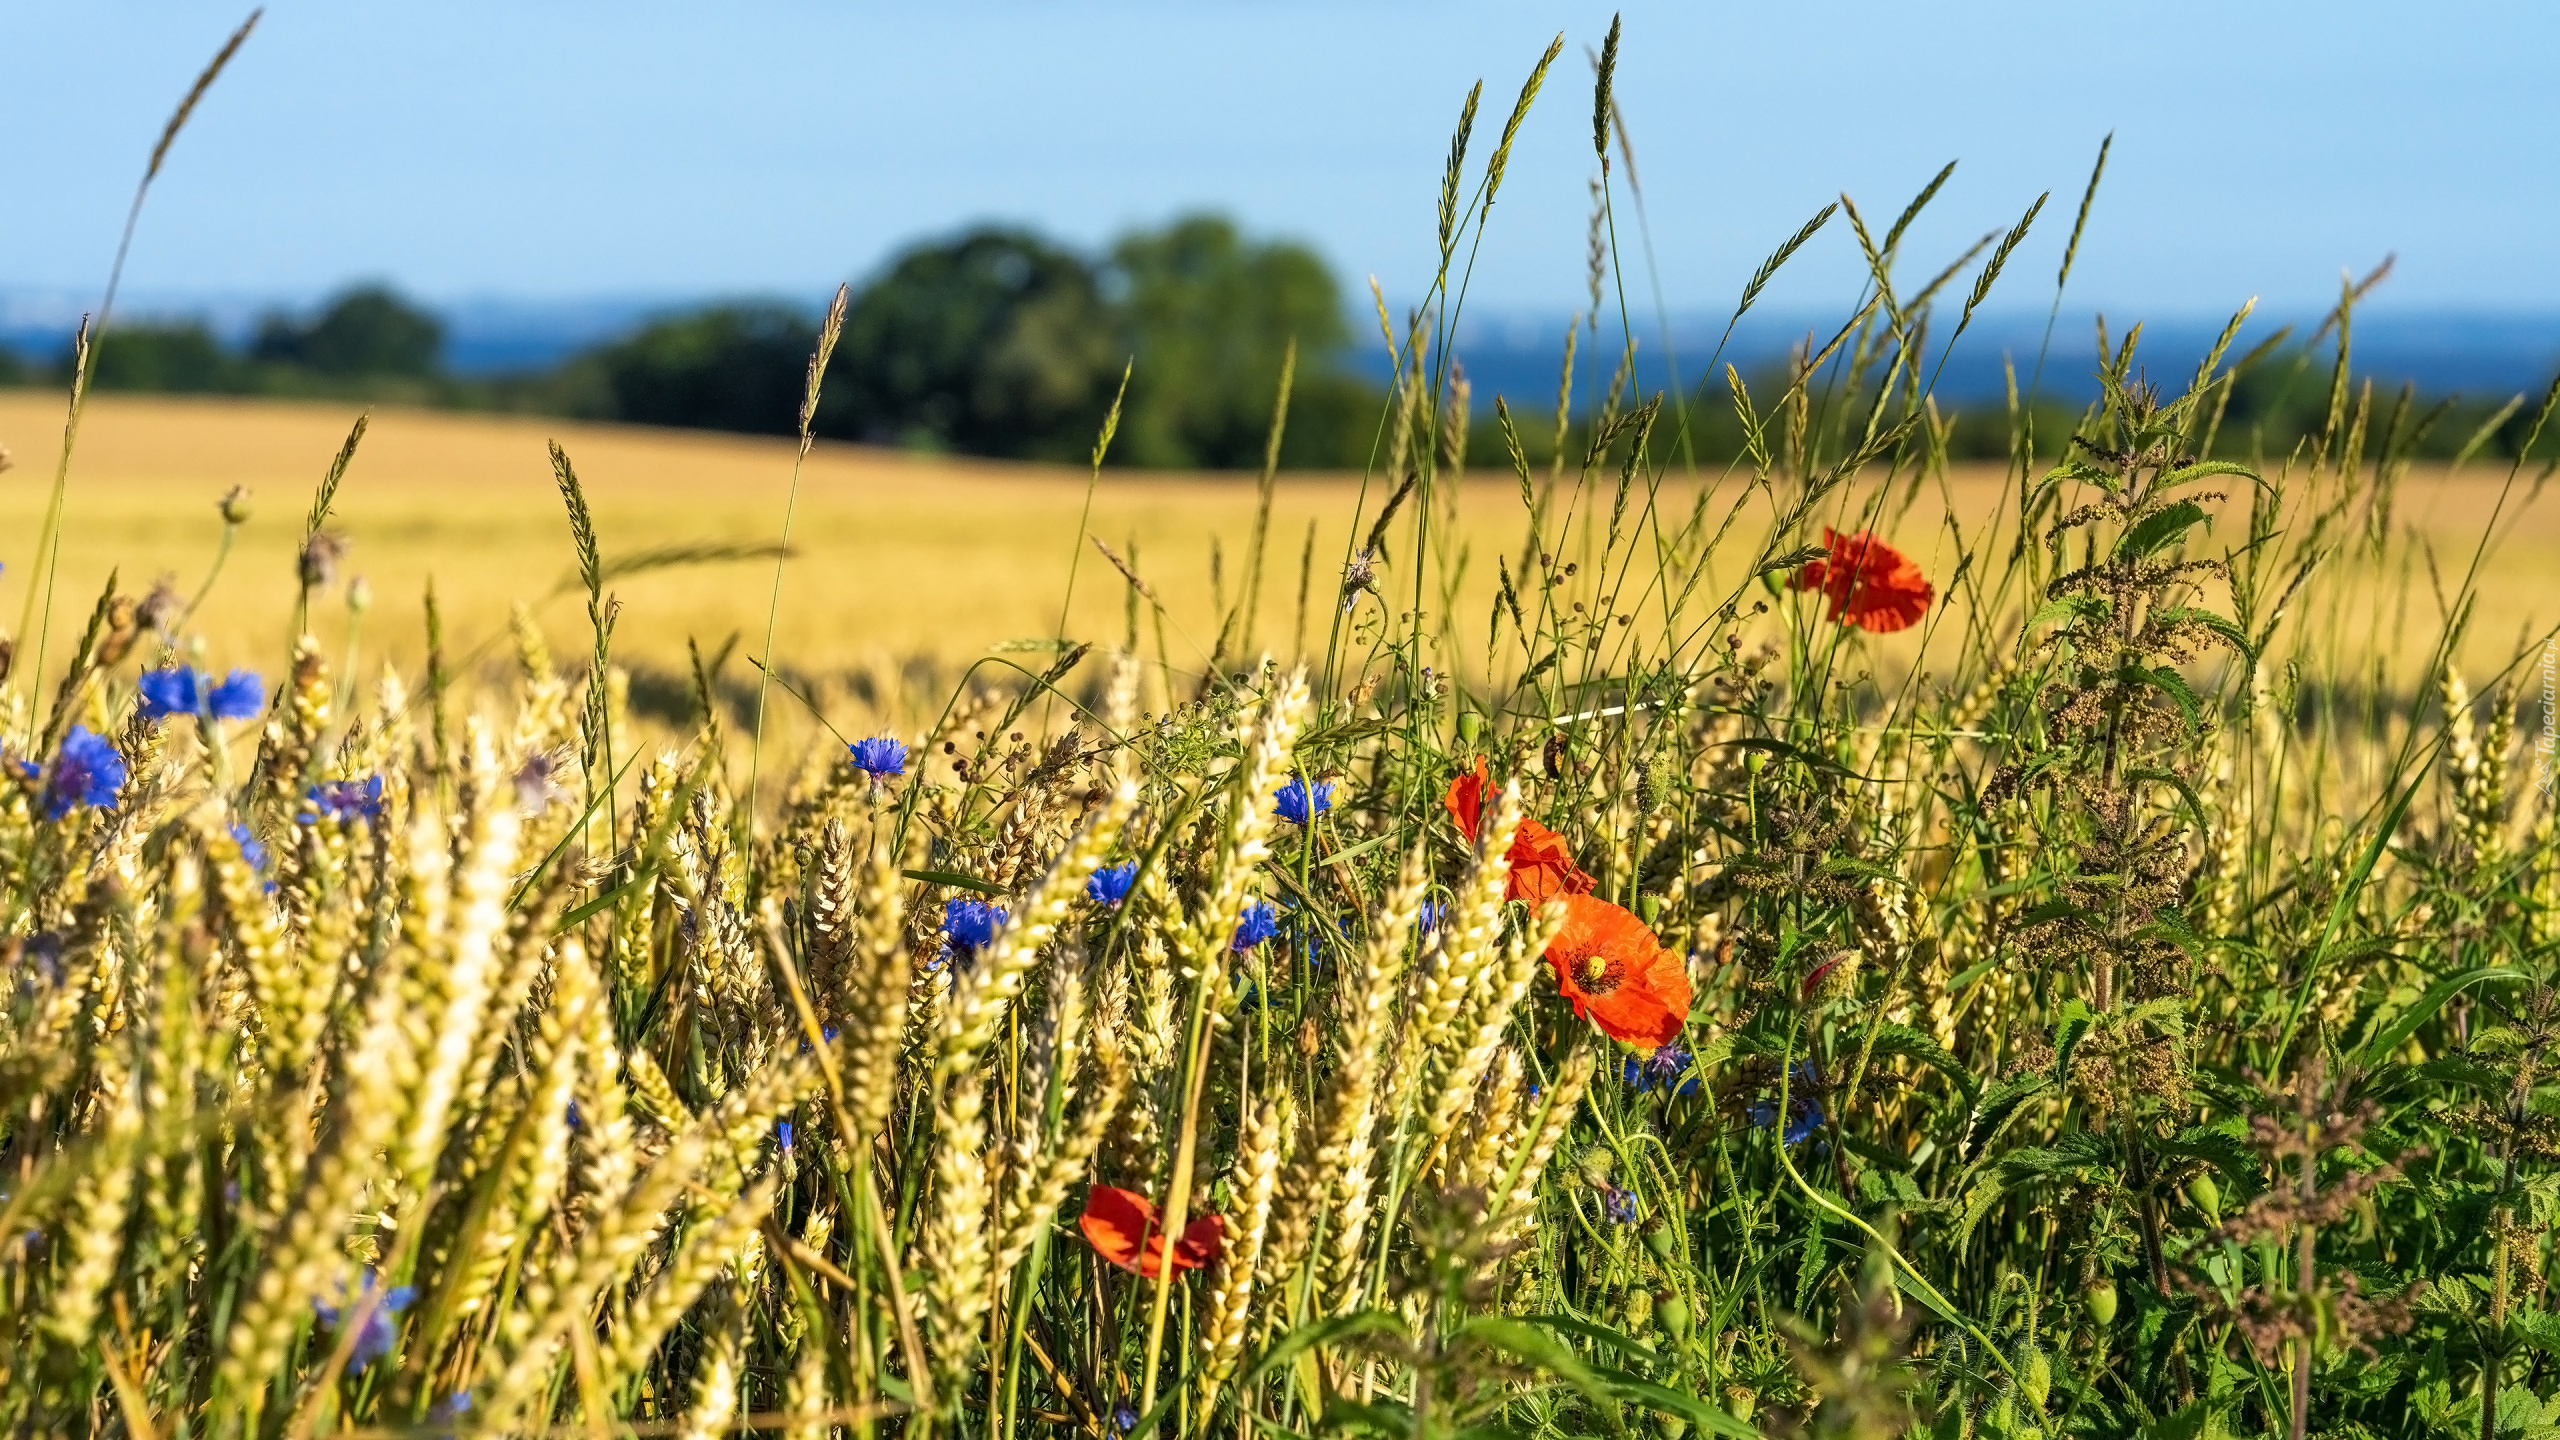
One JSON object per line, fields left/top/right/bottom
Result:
{"left": 1086, "top": 860, "right": 1139, "bottom": 906}
{"left": 1748, "top": 1061, "right": 1826, "bottom": 1146}
{"left": 1230, "top": 900, "right": 1281, "bottom": 952}
{"left": 849, "top": 736, "right": 908, "bottom": 781}
{"left": 1416, "top": 900, "right": 1447, "bottom": 937}
{"left": 1114, "top": 1405, "right": 1140, "bottom": 1433}
{"left": 1624, "top": 1040, "right": 1701, "bottom": 1096}
{"left": 314, "top": 1271, "right": 415, "bottom": 1370}
{"left": 229, "top": 821, "right": 277, "bottom": 893}
{"left": 565, "top": 1100, "right": 582, "bottom": 1130}
{"left": 137, "top": 667, "right": 264, "bottom": 722}
{"left": 37, "top": 726, "right": 126, "bottom": 819}
{"left": 940, "top": 897, "right": 1007, "bottom": 967}
{"left": 301, "top": 776, "right": 385, "bottom": 826}
{"left": 777, "top": 1120, "right": 795, "bottom": 1153}
{"left": 1272, "top": 775, "right": 1333, "bottom": 825}
{"left": 1599, "top": 1184, "right": 1639, "bottom": 1225}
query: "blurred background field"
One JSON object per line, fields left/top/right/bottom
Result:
{"left": 8, "top": 386, "right": 2556, "bottom": 741}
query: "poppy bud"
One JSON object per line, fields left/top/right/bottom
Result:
{"left": 2088, "top": 1280, "right": 2118, "bottom": 1326}
{"left": 1659, "top": 1293, "right": 1693, "bottom": 1340}
{"left": 1643, "top": 1223, "right": 1676, "bottom": 1260}
{"left": 1456, "top": 710, "right": 1481, "bottom": 747}
{"left": 2189, "top": 1174, "right": 2222, "bottom": 1220}
{"left": 1802, "top": 949, "right": 1860, "bottom": 1004}
{"left": 219, "top": 485, "right": 252, "bottom": 525}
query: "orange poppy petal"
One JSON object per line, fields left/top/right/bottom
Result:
{"left": 1078, "top": 1184, "right": 1158, "bottom": 1274}
{"left": 1443, "top": 757, "right": 1490, "bottom": 842}
{"left": 1173, "top": 1213, "right": 1226, "bottom": 1271}
{"left": 1801, "top": 528, "right": 1933, "bottom": 633}
{"left": 1542, "top": 894, "right": 1690, "bottom": 1047}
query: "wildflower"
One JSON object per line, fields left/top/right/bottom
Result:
{"left": 1340, "top": 546, "right": 1380, "bottom": 611}
{"left": 313, "top": 1271, "right": 415, "bottom": 1370}
{"left": 1749, "top": 1061, "right": 1827, "bottom": 1146}
{"left": 849, "top": 736, "right": 908, "bottom": 781}
{"left": 302, "top": 776, "right": 385, "bottom": 826}
{"left": 1800, "top": 949, "right": 1860, "bottom": 1004}
{"left": 229, "top": 822, "right": 277, "bottom": 893}
{"left": 565, "top": 1100, "right": 582, "bottom": 1130}
{"left": 512, "top": 750, "right": 571, "bottom": 811}
{"left": 137, "top": 666, "right": 265, "bottom": 722}
{"left": 1793, "top": 526, "right": 1933, "bottom": 634}
{"left": 1272, "top": 774, "right": 1333, "bottom": 825}
{"left": 941, "top": 897, "right": 1007, "bottom": 966}
{"left": 300, "top": 530, "right": 350, "bottom": 590}
{"left": 1624, "top": 1040, "right": 1700, "bottom": 1096}
{"left": 777, "top": 1120, "right": 795, "bottom": 1153}
{"left": 1114, "top": 1405, "right": 1140, "bottom": 1433}
{"left": 1230, "top": 899, "right": 1280, "bottom": 952}
{"left": 1086, "top": 860, "right": 1139, "bottom": 906}
{"left": 1443, "top": 757, "right": 1596, "bottom": 903}
{"left": 1077, "top": 1183, "right": 1224, "bottom": 1278}
{"left": 136, "top": 578, "right": 184, "bottom": 635}
{"left": 35, "top": 726, "right": 126, "bottom": 819}
{"left": 1542, "top": 893, "right": 1691, "bottom": 1048}
{"left": 1417, "top": 899, "right": 1446, "bottom": 936}
{"left": 1599, "top": 1183, "right": 1639, "bottom": 1225}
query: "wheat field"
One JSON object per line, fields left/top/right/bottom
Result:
{"left": 5, "top": 389, "right": 2553, "bottom": 719}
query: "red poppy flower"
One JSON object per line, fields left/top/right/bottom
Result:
{"left": 1443, "top": 758, "right": 1598, "bottom": 904}
{"left": 1542, "top": 893, "right": 1692, "bottom": 1047}
{"left": 1794, "top": 527, "right": 1933, "bottom": 633}
{"left": 1077, "top": 1184, "right": 1224, "bottom": 1278}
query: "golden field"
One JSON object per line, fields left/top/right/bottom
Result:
{"left": 2, "top": 389, "right": 2554, "bottom": 738}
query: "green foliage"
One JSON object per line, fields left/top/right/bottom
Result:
{"left": 587, "top": 302, "right": 817, "bottom": 435}
{"left": 250, "top": 283, "right": 444, "bottom": 378}
{"left": 13, "top": 21, "right": 2560, "bottom": 1440}
{"left": 1109, "top": 213, "right": 1368, "bottom": 469}
{"left": 86, "top": 319, "right": 241, "bottom": 391}
{"left": 827, "top": 225, "right": 1119, "bottom": 459}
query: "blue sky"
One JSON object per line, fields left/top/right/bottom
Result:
{"left": 8, "top": 1, "right": 2557, "bottom": 324}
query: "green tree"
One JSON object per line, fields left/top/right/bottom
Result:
{"left": 592, "top": 305, "right": 817, "bottom": 435}
{"left": 252, "top": 284, "right": 443, "bottom": 378}
{"left": 1109, "top": 213, "right": 1361, "bottom": 469}
{"left": 86, "top": 322, "right": 241, "bottom": 392}
{"left": 826, "top": 226, "right": 1118, "bottom": 460}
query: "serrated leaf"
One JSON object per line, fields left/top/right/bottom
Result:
{"left": 1866, "top": 1022, "right": 1981, "bottom": 1105}
{"left": 2117, "top": 499, "right": 2212, "bottom": 560}
{"left": 2028, "top": 594, "right": 2110, "bottom": 632}
{"left": 2141, "top": 663, "right": 2205, "bottom": 730}
{"left": 2156, "top": 1123, "right": 2257, "bottom": 1188}
{"left": 2153, "top": 604, "right": 2253, "bottom": 663}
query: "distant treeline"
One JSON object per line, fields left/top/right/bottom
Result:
{"left": 1, "top": 212, "right": 2549, "bottom": 471}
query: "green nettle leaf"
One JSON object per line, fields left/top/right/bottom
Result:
{"left": 2115, "top": 499, "right": 2212, "bottom": 560}
{"left": 2153, "top": 604, "right": 2253, "bottom": 661}
{"left": 2130, "top": 663, "right": 2204, "bottom": 730}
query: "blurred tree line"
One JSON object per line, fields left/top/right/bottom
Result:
{"left": 0, "top": 214, "right": 1383, "bottom": 469}
{"left": 2, "top": 211, "right": 2550, "bottom": 471}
